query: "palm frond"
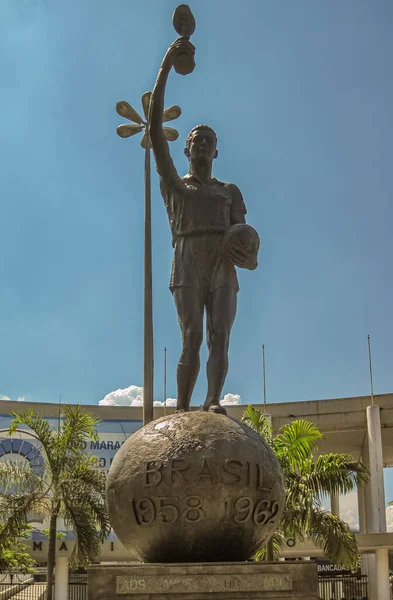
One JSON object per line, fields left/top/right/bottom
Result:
{"left": 0, "top": 492, "right": 48, "bottom": 548}
{"left": 0, "top": 494, "right": 52, "bottom": 526}
{"left": 61, "top": 496, "right": 102, "bottom": 566}
{"left": 274, "top": 420, "right": 323, "bottom": 468}
{"left": 254, "top": 529, "right": 286, "bottom": 561}
{"left": 62, "top": 405, "right": 99, "bottom": 441}
{"left": 280, "top": 509, "right": 306, "bottom": 543}
{"left": 0, "top": 461, "right": 45, "bottom": 494}
{"left": 56, "top": 406, "right": 99, "bottom": 466}
{"left": 8, "top": 411, "right": 55, "bottom": 466}
{"left": 308, "top": 509, "right": 359, "bottom": 569}
{"left": 60, "top": 455, "right": 110, "bottom": 547}
{"left": 301, "top": 454, "right": 369, "bottom": 497}
{"left": 62, "top": 458, "right": 106, "bottom": 495}
{"left": 242, "top": 405, "right": 273, "bottom": 445}
{"left": 60, "top": 478, "right": 110, "bottom": 543}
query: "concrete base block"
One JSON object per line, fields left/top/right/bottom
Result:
{"left": 88, "top": 561, "right": 319, "bottom": 600}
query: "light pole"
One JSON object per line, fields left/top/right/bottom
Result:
{"left": 116, "top": 94, "right": 181, "bottom": 425}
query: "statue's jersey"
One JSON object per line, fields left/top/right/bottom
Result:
{"left": 160, "top": 174, "right": 246, "bottom": 241}
{"left": 159, "top": 173, "right": 247, "bottom": 293}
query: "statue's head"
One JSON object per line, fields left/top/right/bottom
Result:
{"left": 184, "top": 125, "right": 218, "bottom": 164}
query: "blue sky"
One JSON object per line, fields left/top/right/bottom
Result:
{"left": 1, "top": 2, "right": 392, "bottom": 408}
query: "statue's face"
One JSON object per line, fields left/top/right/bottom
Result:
{"left": 187, "top": 130, "right": 218, "bottom": 163}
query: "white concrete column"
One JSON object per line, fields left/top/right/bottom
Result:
{"left": 362, "top": 444, "right": 372, "bottom": 528}
{"left": 55, "top": 556, "right": 69, "bottom": 600}
{"left": 366, "top": 405, "right": 386, "bottom": 532}
{"left": 375, "top": 548, "right": 390, "bottom": 600}
{"left": 362, "top": 428, "right": 377, "bottom": 599}
{"left": 362, "top": 450, "right": 377, "bottom": 600}
{"left": 357, "top": 482, "right": 370, "bottom": 580}
{"left": 364, "top": 405, "right": 389, "bottom": 600}
{"left": 366, "top": 552, "right": 377, "bottom": 600}
{"left": 330, "top": 493, "right": 340, "bottom": 517}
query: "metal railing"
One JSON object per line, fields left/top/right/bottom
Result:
{"left": 318, "top": 574, "right": 368, "bottom": 600}
{"left": 68, "top": 573, "right": 87, "bottom": 600}
{"left": 0, "top": 572, "right": 87, "bottom": 600}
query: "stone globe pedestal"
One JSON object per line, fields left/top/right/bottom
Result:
{"left": 106, "top": 411, "right": 285, "bottom": 563}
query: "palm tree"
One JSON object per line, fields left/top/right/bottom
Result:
{"left": 242, "top": 405, "right": 369, "bottom": 567}
{"left": 0, "top": 405, "right": 110, "bottom": 600}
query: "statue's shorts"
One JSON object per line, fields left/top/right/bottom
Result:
{"left": 169, "top": 233, "right": 239, "bottom": 296}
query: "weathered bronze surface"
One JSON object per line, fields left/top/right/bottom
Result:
{"left": 106, "top": 412, "right": 284, "bottom": 563}
{"left": 149, "top": 7, "right": 260, "bottom": 414}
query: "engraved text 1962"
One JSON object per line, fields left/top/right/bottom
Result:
{"left": 130, "top": 495, "right": 278, "bottom": 525}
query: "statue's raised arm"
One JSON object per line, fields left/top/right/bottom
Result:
{"left": 150, "top": 5, "right": 196, "bottom": 186}
{"left": 150, "top": 35, "right": 195, "bottom": 188}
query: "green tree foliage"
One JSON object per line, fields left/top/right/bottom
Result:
{"left": 242, "top": 405, "right": 369, "bottom": 567}
{"left": 0, "top": 526, "right": 36, "bottom": 573}
{"left": 0, "top": 406, "right": 111, "bottom": 599}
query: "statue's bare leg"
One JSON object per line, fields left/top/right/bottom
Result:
{"left": 172, "top": 287, "right": 204, "bottom": 411}
{"left": 204, "top": 287, "right": 237, "bottom": 414}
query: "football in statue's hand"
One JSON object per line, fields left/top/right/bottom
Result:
{"left": 223, "top": 224, "right": 260, "bottom": 270}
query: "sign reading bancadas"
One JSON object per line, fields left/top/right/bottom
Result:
{"left": 317, "top": 560, "right": 359, "bottom": 577}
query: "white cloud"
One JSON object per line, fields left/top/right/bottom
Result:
{"left": 153, "top": 398, "right": 178, "bottom": 407}
{"left": 165, "top": 398, "right": 178, "bottom": 407}
{"left": 0, "top": 394, "right": 25, "bottom": 402}
{"left": 99, "top": 385, "right": 143, "bottom": 407}
{"left": 98, "top": 397, "right": 117, "bottom": 406}
{"left": 99, "top": 386, "right": 240, "bottom": 409}
{"left": 98, "top": 385, "right": 176, "bottom": 408}
{"left": 221, "top": 393, "right": 241, "bottom": 406}
{"left": 130, "top": 396, "right": 144, "bottom": 406}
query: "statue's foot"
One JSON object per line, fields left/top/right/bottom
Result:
{"left": 203, "top": 402, "right": 227, "bottom": 415}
